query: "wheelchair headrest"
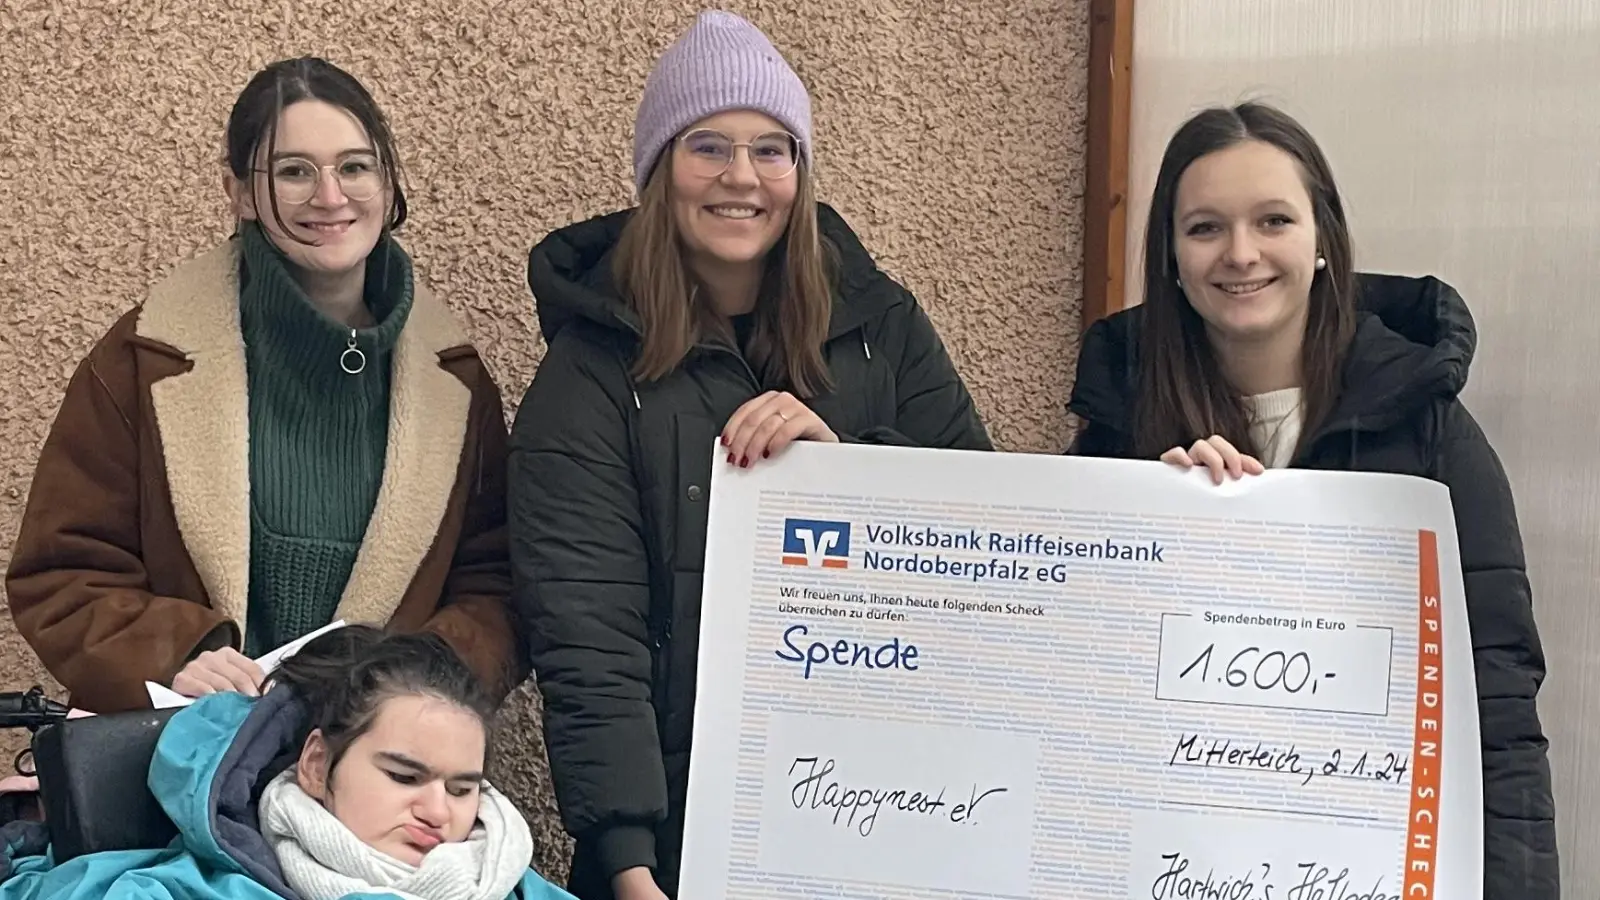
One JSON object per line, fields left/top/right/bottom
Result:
{"left": 31, "top": 707, "right": 180, "bottom": 862}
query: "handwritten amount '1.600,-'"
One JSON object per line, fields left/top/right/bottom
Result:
{"left": 1177, "top": 643, "right": 1330, "bottom": 696}
{"left": 1154, "top": 613, "right": 1394, "bottom": 715}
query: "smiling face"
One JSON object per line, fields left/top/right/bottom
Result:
{"left": 669, "top": 109, "right": 800, "bottom": 277}
{"left": 296, "top": 693, "right": 486, "bottom": 866}
{"left": 1172, "top": 139, "right": 1320, "bottom": 350}
{"left": 229, "top": 99, "right": 389, "bottom": 277}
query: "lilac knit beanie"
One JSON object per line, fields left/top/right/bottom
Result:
{"left": 632, "top": 10, "right": 813, "bottom": 196}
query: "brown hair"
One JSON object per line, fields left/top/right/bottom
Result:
{"left": 1132, "top": 101, "right": 1357, "bottom": 461}
{"left": 265, "top": 624, "right": 498, "bottom": 779}
{"left": 612, "top": 150, "right": 837, "bottom": 397}
{"left": 226, "top": 56, "right": 407, "bottom": 241}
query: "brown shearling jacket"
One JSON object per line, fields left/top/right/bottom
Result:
{"left": 6, "top": 239, "right": 526, "bottom": 712}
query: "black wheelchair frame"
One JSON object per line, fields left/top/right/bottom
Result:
{"left": 2, "top": 687, "right": 179, "bottom": 862}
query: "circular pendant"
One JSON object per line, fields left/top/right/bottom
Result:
{"left": 341, "top": 329, "right": 366, "bottom": 375}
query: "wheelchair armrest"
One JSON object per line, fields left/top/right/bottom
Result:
{"left": 30, "top": 708, "right": 180, "bottom": 862}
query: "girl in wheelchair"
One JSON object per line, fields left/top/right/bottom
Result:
{"left": 0, "top": 625, "right": 574, "bottom": 900}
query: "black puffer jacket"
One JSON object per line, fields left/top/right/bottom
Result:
{"left": 508, "top": 203, "right": 991, "bottom": 898}
{"left": 1068, "top": 273, "right": 1558, "bottom": 900}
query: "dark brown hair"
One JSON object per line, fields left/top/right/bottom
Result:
{"left": 265, "top": 625, "right": 497, "bottom": 777}
{"left": 1133, "top": 101, "right": 1356, "bottom": 460}
{"left": 612, "top": 150, "right": 837, "bottom": 397}
{"left": 225, "top": 56, "right": 407, "bottom": 242}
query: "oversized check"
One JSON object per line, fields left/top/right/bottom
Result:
{"left": 680, "top": 443, "right": 1481, "bottom": 900}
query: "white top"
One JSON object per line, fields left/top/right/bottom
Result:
{"left": 1244, "top": 387, "right": 1304, "bottom": 469}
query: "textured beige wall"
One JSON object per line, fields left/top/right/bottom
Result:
{"left": 0, "top": 0, "right": 1089, "bottom": 881}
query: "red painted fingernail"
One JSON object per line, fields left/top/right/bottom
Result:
{"left": 726, "top": 453, "right": 734, "bottom": 464}
{"left": 720, "top": 435, "right": 728, "bottom": 446}
{"left": 762, "top": 450, "right": 769, "bottom": 458}
{"left": 740, "top": 456, "right": 749, "bottom": 467}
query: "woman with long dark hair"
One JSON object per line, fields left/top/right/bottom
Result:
{"left": 1069, "top": 101, "right": 1557, "bottom": 899}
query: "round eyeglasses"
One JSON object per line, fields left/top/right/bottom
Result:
{"left": 254, "top": 154, "right": 385, "bottom": 204}
{"left": 675, "top": 129, "right": 801, "bottom": 180}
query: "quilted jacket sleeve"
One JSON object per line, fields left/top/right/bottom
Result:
{"left": 1434, "top": 400, "right": 1558, "bottom": 899}
{"left": 507, "top": 333, "right": 666, "bottom": 881}
{"left": 850, "top": 286, "right": 992, "bottom": 451}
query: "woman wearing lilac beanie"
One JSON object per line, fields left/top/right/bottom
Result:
{"left": 507, "top": 10, "right": 991, "bottom": 899}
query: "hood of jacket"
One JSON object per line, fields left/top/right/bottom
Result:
{"left": 525, "top": 201, "right": 905, "bottom": 349}
{"left": 148, "top": 689, "right": 309, "bottom": 898}
{"left": 1068, "top": 271, "right": 1479, "bottom": 445}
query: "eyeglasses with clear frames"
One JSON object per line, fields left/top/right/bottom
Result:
{"left": 253, "top": 154, "right": 385, "bottom": 204}
{"left": 675, "top": 129, "right": 802, "bottom": 180}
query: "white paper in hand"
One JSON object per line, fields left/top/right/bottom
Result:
{"left": 144, "top": 619, "right": 349, "bottom": 709}
{"left": 253, "top": 620, "right": 348, "bottom": 675}
{"left": 144, "top": 682, "right": 192, "bottom": 709}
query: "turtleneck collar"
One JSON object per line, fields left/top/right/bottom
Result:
{"left": 238, "top": 221, "right": 414, "bottom": 382}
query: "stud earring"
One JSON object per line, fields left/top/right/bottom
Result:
{"left": 1315, "top": 256, "right": 1326, "bottom": 270}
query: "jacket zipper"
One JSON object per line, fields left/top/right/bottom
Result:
{"left": 696, "top": 338, "right": 763, "bottom": 392}
{"left": 643, "top": 338, "right": 760, "bottom": 739}
{"left": 613, "top": 345, "right": 677, "bottom": 738}
{"left": 632, "top": 324, "right": 829, "bottom": 738}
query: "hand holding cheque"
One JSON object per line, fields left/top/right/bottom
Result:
{"left": 679, "top": 442, "right": 1479, "bottom": 900}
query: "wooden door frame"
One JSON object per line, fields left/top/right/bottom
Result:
{"left": 1083, "top": 0, "right": 1135, "bottom": 328}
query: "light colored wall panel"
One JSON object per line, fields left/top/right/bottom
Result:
{"left": 1128, "top": 0, "right": 1600, "bottom": 889}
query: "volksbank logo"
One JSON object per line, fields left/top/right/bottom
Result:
{"left": 782, "top": 518, "right": 851, "bottom": 569}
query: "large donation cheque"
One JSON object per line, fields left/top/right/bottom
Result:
{"left": 678, "top": 442, "right": 1480, "bottom": 900}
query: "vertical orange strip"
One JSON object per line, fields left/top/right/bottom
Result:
{"left": 1404, "top": 530, "right": 1443, "bottom": 897}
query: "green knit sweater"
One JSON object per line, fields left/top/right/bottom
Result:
{"left": 237, "top": 222, "right": 414, "bottom": 656}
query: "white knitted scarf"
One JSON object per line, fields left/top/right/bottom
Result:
{"left": 257, "top": 769, "right": 533, "bottom": 900}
